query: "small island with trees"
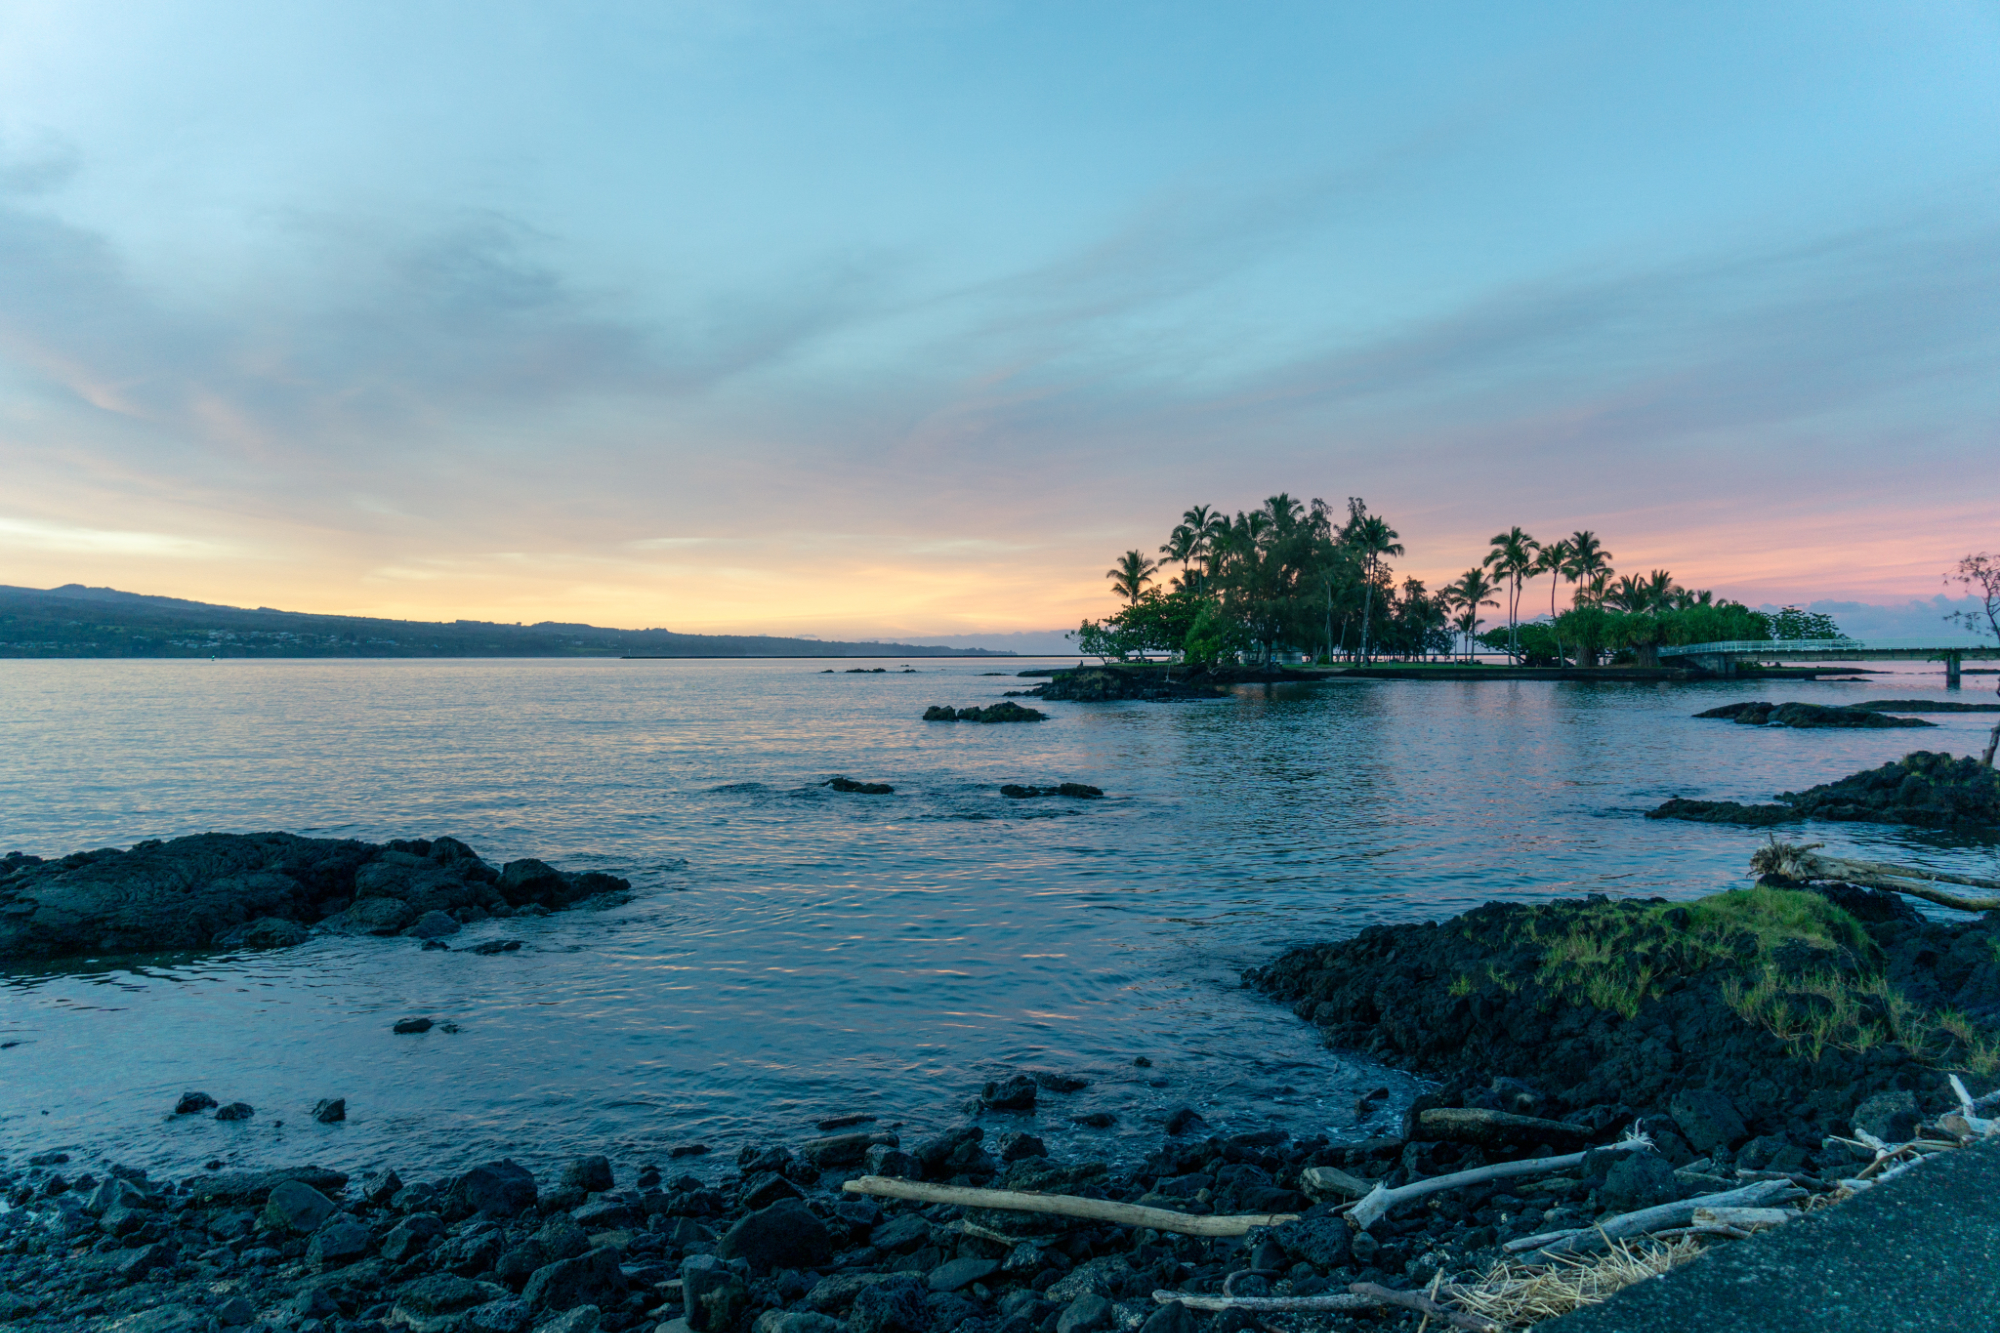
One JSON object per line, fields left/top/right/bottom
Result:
{"left": 1071, "top": 495, "right": 1852, "bottom": 676}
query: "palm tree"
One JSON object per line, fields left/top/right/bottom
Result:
{"left": 1644, "top": 569, "right": 1681, "bottom": 611}
{"left": 1564, "top": 532, "right": 1613, "bottom": 609}
{"left": 1444, "top": 566, "right": 1500, "bottom": 661}
{"left": 1161, "top": 504, "right": 1219, "bottom": 593}
{"left": 1533, "top": 538, "right": 1573, "bottom": 664}
{"left": 1343, "top": 502, "right": 1403, "bottom": 663}
{"left": 1106, "top": 550, "right": 1158, "bottom": 605}
{"left": 1483, "top": 528, "right": 1540, "bottom": 662}
{"left": 1606, "top": 574, "right": 1649, "bottom": 614}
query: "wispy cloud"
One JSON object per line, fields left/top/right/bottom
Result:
{"left": 0, "top": 517, "right": 235, "bottom": 558}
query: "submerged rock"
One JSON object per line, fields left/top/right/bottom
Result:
{"left": 999, "top": 783, "right": 1103, "bottom": 799}
{"left": 1651, "top": 750, "right": 2000, "bottom": 829}
{"left": 923, "top": 703, "right": 1048, "bottom": 723}
{"left": 0, "top": 832, "right": 630, "bottom": 963}
{"left": 1695, "top": 701, "right": 1933, "bottom": 728}
{"left": 827, "top": 777, "right": 894, "bottom": 795}
{"left": 1030, "top": 667, "right": 1228, "bottom": 703}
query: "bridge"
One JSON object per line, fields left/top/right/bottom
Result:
{"left": 1658, "top": 638, "right": 2000, "bottom": 684}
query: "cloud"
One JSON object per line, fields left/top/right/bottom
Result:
{"left": 0, "top": 517, "right": 234, "bottom": 557}
{"left": 0, "top": 190, "right": 900, "bottom": 458}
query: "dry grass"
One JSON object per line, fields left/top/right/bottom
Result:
{"left": 1443, "top": 1235, "right": 1707, "bottom": 1329}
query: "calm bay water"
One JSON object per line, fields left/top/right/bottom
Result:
{"left": 3, "top": 658, "right": 1996, "bottom": 1183}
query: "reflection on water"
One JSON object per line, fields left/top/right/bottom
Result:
{"left": 2, "top": 658, "right": 1993, "bottom": 1180}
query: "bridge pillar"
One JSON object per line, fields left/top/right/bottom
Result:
{"left": 1946, "top": 651, "right": 1962, "bottom": 689}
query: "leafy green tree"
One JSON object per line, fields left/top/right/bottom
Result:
{"left": 1552, "top": 604, "right": 1615, "bottom": 666}
{"left": 1768, "top": 605, "right": 1846, "bottom": 640}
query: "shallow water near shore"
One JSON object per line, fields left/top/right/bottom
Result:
{"left": 3, "top": 658, "right": 1996, "bottom": 1183}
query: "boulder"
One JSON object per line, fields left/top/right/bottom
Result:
{"left": 216, "top": 917, "right": 312, "bottom": 949}
{"left": 559, "top": 1155, "right": 615, "bottom": 1195}
{"left": 993, "top": 1132, "right": 1046, "bottom": 1163}
{"left": 448, "top": 1160, "right": 538, "bottom": 1218}
{"left": 381, "top": 1213, "right": 446, "bottom": 1261}
{"left": 409, "top": 910, "right": 462, "bottom": 939}
{"left": 1669, "top": 1089, "right": 1748, "bottom": 1154}
{"left": 1273, "top": 1213, "right": 1350, "bottom": 1269}
{"left": 392, "top": 1275, "right": 510, "bottom": 1328}
{"left": 214, "top": 1102, "right": 254, "bottom": 1121}
{"left": 682, "top": 1255, "right": 748, "bottom": 1332}
{"left": 318, "top": 895, "right": 417, "bottom": 936}
{"left": 262, "top": 1179, "right": 337, "bottom": 1233}
{"left": 1137, "top": 1303, "right": 1195, "bottom": 1333}
{"left": 927, "top": 1257, "right": 998, "bottom": 1291}
{"left": 313, "top": 1097, "right": 347, "bottom": 1123}
{"left": 522, "top": 1246, "right": 625, "bottom": 1313}
{"left": 827, "top": 777, "right": 894, "bottom": 795}
{"left": 307, "top": 1216, "right": 373, "bottom": 1267}
{"left": 85, "top": 1176, "right": 154, "bottom": 1218}
{"left": 535, "top": 1308, "right": 601, "bottom": 1333}
{"left": 1056, "top": 1296, "right": 1113, "bottom": 1333}
{"left": 497, "top": 860, "right": 566, "bottom": 908}
{"left": 173, "top": 1091, "right": 217, "bottom": 1115}
{"left": 715, "top": 1197, "right": 832, "bottom": 1271}
{"left": 115, "top": 1241, "right": 177, "bottom": 1282}
{"left": 536, "top": 1216, "right": 590, "bottom": 1262}
{"left": 1853, "top": 1089, "right": 1921, "bottom": 1142}
{"left": 189, "top": 1166, "right": 348, "bottom": 1205}
{"left": 738, "top": 1171, "right": 802, "bottom": 1210}
{"left": 462, "top": 1298, "right": 535, "bottom": 1333}
{"left": 980, "top": 1075, "right": 1038, "bottom": 1111}
{"left": 863, "top": 1145, "right": 920, "bottom": 1179}
{"left": 1599, "top": 1153, "right": 1680, "bottom": 1213}
{"left": 361, "top": 1169, "right": 404, "bottom": 1205}
{"left": 848, "top": 1276, "right": 930, "bottom": 1333}
{"left": 754, "top": 1313, "right": 845, "bottom": 1333}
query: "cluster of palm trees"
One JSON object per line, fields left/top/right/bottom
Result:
{"left": 1088, "top": 495, "right": 1445, "bottom": 664}
{"left": 1447, "top": 529, "right": 1778, "bottom": 665}
{"left": 1091, "top": 510, "right": 1793, "bottom": 668}
{"left": 1441, "top": 529, "right": 1618, "bottom": 662}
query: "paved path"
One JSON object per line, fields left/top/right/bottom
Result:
{"left": 1545, "top": 1141, "right": 2000, "bottom": 1333}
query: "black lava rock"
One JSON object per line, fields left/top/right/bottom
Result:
{"left": 446, "top": 1159, "right": 538, "bottom": 1218}
{"left": 715, "top": 1197, "right": 833, "bottom": 1271}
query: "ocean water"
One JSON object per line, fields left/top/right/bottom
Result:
{"left": 2, "top": 658, "right": 1995, "bottom": 1184}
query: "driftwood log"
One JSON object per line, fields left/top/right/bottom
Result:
{"left": 841, "top": 1176, "right": 1298, "bottom": 1237}
{"left": 1506, "top": 1179, "right": 1804, "bottom": 1258}
{"left": 1345, "top": 1135, "right": 1652, "bottom": 1230}
{"left": 1751, "top": 841, "right": 2000, "bottom": 913}
{"left": 1151, "top": 1285, "right": 1499, "bottom": 1333}
{"left": 1412, "top": 1107, "right": 1589, "bottom": 1150}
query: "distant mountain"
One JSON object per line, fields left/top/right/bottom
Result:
{"left": 0, "top": 584, "right": 1012, "bottom": 659}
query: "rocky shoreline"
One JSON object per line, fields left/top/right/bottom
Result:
{"left": 6, "top": 881, "right": 1994, "bottom": 1333}
{"left": 0, "top": 835, "right": 630, "bottom": 964}
{"left": 1648, "top": 750, "right": 2000, "bottom": 830}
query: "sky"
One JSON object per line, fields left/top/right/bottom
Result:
{"left": 1, "top": 2, "right": 1997, "bottom": 642}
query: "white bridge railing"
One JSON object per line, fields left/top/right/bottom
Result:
{"left": 1658, "top": 639, "right": 1861, "bottom": 657}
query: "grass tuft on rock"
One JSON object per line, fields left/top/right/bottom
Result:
{"left": 1439, "top": 885, "right": 1993, "bottom": 1075}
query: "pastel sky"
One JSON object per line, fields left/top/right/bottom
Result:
{"left": 2, "top": 2, "right": 1997, "bottom": 639}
